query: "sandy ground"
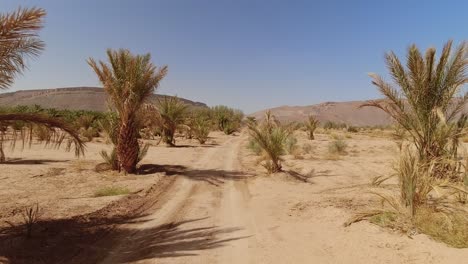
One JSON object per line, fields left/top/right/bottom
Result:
{"left": 1, "top": 130, "right": 467, "bottom": 263}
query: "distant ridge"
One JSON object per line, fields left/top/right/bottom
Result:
{"left": 249, "top": 100, "right": 394, "bottom": 126}
{"left": 0, "top": 87, "right": 208, "bottom": 111}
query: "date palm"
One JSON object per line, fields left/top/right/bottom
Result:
{"left": 88, "top": 49, "right": 168, "bottom": 173}
{"left": 363, "top": 40, "right": 468, "bottom": 179}
{"left": 0, "top": 7, "right": 84, "bottom": 162}
{"left": 156, "top": 97, "right": 188, "bottom": 146}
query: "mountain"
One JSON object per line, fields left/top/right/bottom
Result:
{"left": 249, "top": 100, "right": 394, "bottom": 126}
{"left": 0, "top": 87, "right": 207, "bottom": 111}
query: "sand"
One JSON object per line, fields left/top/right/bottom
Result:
{"left": 0, "top": 131, "right": 467, "bottom": 263}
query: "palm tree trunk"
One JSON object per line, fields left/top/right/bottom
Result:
{"left": 117, "top": 116, "right": 139, "bottom": 173}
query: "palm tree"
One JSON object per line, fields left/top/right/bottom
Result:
{"left": 304, "top": 115, "right": 319, "bottom": 140}
{"left": 88, "top": 49, "right": 167, "bottom": 173}
{"left": 247, "top": 112, "right": 291, "bottom": 173}
{"left": 363, "top": 40, "right": 468, "bottom": 179}
{"left": 155, "top": 97, "right": 188, "bottom": 146}
{"left": 0, "top": 7, "right": 84, "bottom": 162}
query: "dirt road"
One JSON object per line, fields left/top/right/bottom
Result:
{"left": 91, "top": 132, "right": 468, "bottom": 264}
{"left": 99, "top": 135, "right": 255, "bottom": 264}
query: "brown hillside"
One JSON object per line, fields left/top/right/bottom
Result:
{"left": 250, "top": 101, "right": 394, "bottom": 126}
{"left": 0, "top": 87, "right": 207, "bottom": 111}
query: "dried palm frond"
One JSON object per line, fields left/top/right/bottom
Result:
{"left": 0, "top": 113, "right": 85, "bottom": 161}
{"left": 0, "top": 7, "right": 45, "bottom": 90}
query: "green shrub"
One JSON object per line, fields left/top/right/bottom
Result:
{"left": 212, "top": 105, "right": 243, "bottom": 135}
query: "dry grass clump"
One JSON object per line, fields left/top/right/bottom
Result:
{"left": 327, "top": 139, "right": 348, "bottom": 155}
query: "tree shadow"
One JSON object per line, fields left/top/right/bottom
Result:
{"left": 0, "top": 209, "right": 153, "bottom": 264}
{"left": 90, "top": 217, "right": 248, "bottom": 263}
{"left": 0, "top": 193, "right": 248, "bottom": 264}
{"left": 138, "top": 164, "right": 253, "bottom": 186}
{"left": 2, "top": 158, "right": 69, "bottom": 165}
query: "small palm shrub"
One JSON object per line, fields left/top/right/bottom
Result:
{"left": 156, "top": 97, "right": 188, "bottom": 146}
{"left": 363, "top": 40, "right": 468, "bottom": 180}
{"left": 74, "top": 115, "right": 95, "bottom": 130}
{"left": 304, "top": 115, "right": 319, "bottom": 140}
{"left": 192, "top": 118, "right": 211, "bottom": 144}
{"left": 212, "top": 105, "right": 243, "bottom": 135}
{"left": 247, "top": 114, "right": 291, "bottom": 173}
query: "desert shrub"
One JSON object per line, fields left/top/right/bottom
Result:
{"left": 304, "top": 115, "right": 319, "bottom": 140}
{"left": 247, "top": 113, "right": 292, "bottom": 173}
{"left": 186, "top": 108, "right": 212, "bottom": 144}
{"left": 155, "top": 97, "right": 188, "bottom": 146}
{"left": 328, "top": 139, "right": 347, "bottom": 155}
{"left": 212, "top": 105, "right": 243, "bottom": 135}
{"left": 247, "top": 138, "right": 262, "bottom": 155}
{"left": 284, "top": 135, "right": 298, "bottom": 154}
{"left": 323, "top": 121, "right": 347, "bottom": 130}
{"left": 33, "top": 125, "right": 51, "bottom": 141}
{"left": 100, "top": 148, "right": 119, "bottom": 171}
{"left": 94, "top": 186, "right": 130, "bottom": 197}
{"left": 347, "top": 126, "right": 358, "bottom": 133}
{"left": 74, "top": 115, "right": 95, "bottom": 130}
{"left": 80, "top": 127, "right": 99, "bottom": 142}
{"left": 193, "top": 119, "right": 211, "bottom": 144}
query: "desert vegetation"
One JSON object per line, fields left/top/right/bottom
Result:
{"left": 154, "top": 97, "right": 188, "bottom": 146}
{"left": 304, "top": 115, "right": 319, "bottom": 140}
{"left": 88, "top": 49, "right": 168, "bottom": 173}
{"left": 247, "top": 111, "right": 297, "bottom": 173}
{"left": 212, "top": 105, "right": 244, "bottom": 135}
{"left": 351, "top": 40, "right": 468, "bottom": 247}
{"left": 0, "top": 7, "right": 84, "bottom": 162}
{"left": 2, "top": 4, "right": 468, "bottom": 264}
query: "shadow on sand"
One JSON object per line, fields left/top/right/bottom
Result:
{"left": 2, "top": 158, "right": 69, "bottom": 165}
{"left": 138, "top": 164, "right": 252, "bottom": 186}
{"left": 0, "top": 207, "right": 247, "bottom": 264}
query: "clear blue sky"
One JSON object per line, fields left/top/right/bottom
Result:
{"left": 2, "top": 1, "right": 468, "bottom": 113}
